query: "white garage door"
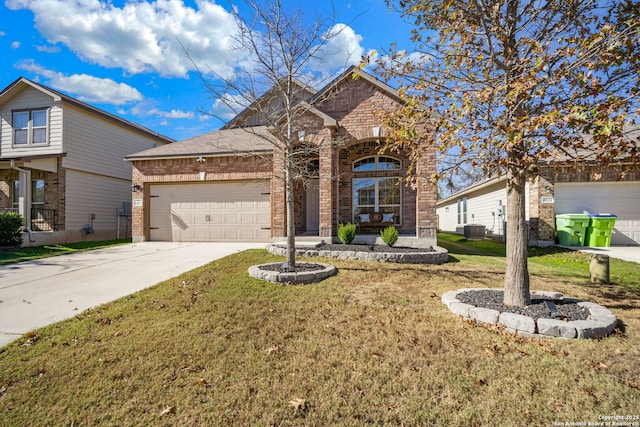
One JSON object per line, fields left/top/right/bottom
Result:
{"left": 555, "top": 182, "right": 640, "bottom": 245}
{"left": 149, "top": 181, "right": 271, "bottom": 242}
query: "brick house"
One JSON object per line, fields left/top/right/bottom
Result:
{"left": 436, "top": 163, "right": 640, "bottom": 247}
{"left": 125, "top": 67, "right": 438, "bottom": 246}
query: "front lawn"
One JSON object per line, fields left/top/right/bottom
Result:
{"left": 0, "top": 239, "right": 132, "bottom": 265}
{"left": 0, "top": 244, "right": 638, "bottom": 425}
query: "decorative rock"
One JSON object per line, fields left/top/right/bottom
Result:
{"left": 499, "top": 312, "right": 536, "bottom": 334}
{"left": 531, "top": 291, "right": 564, "bottom": 300}
{"left": 248, "top": 263, "right": 337, "bottom": 284}
{"left": 469, "top": 307, "right": 500, "bottom": 324}
{"left": 572, "top": 320, "right": 610, "bottom": 339}
{"left": 442, "top": 288, "right": 617, "bottom": 340}
{"left": 265, "top": 244, "right": 448, "bottom": 264}
{"left": 448, "top": 302, "right": 474, "bottom": 318}
{"left": 537, "top": 318, "right": 577, "bottom": 338}
{"left": 441, "top": 291, "right": 460, "bottom": 307}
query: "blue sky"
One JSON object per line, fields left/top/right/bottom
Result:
{"left": 0, "top": 0, "right": 416, "bottom": 141}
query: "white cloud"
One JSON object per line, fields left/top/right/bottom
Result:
{"left": 0, "top": 31, "right": 6, "bottom": 36}
{"left": 310, "top": 24, "right": 365, "bottom": 73}
{"left": 211, "top": 92, "right": 249, "bottom": 120}
{"left": 6, "top": 0, "right": 247, "bottom": 78}
{"left": 15, "top": 60, "right": 143, "bottom": 104}
{"left": 11, "top": 41, "right": 21, "bottom": 49}
{"left": 35, "top": 44, "right": 61, "bottom": 53}
{"left": 148, "top": 108, "right": 194, "bottom": 119}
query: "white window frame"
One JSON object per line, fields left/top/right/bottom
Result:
{"left": 457, "top": 197, "right": 467, "bottom": 225}
{"left": 12, "top": 109, "right": 49, "bottom": 146}
{"left": 352, "top": 177, "right": 402, "bottom": 225}
{"left": 352, "top": 155, "right": 401, "bottom": 172}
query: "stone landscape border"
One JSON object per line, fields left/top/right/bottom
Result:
{"left": 248, "top": 263, "right": 337, "bottom": 284}
{"left": 441, "top": 288, "right": 618, "bottom": 339}
{"left": 266, "top": 244, "right": 449, "bottom": 264}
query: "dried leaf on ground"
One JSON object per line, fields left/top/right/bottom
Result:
{"left": 160, "top": 405, "right": 176, "bottom": 416}
{"left": 288, "top": 398, "right": 307, "bottom": 411}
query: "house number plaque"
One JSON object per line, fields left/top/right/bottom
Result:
{"left": 541, "top": 196, "right": 554, "bottom": 204}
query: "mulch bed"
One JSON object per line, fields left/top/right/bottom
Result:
{"left": 316, "top": 243, "right": 433, "bottom": 253}
{"left": 456, "top": 289, "right": 590, "bottom": 321}
{"left": 258, "top": 262, "right": 328, "bottom": 273}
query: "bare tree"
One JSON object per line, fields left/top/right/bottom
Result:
{"left": 374, "top": 0, "right": 639, "bottom": 306}
{"left": 190, "top": 0, "right": 355, "bottom": 270}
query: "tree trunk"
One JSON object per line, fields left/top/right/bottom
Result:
{"left": 285, "top": 154, "right": 296, "bottom": 270}
{"left": 503, "top": 164, "right": 531, "bottom": 306}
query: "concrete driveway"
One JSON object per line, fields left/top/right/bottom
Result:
{"left": 0, "top": 242, "right": 264, "bottom": 348}
{"left": 564, "top": 245, "right": 640, "bottom": 264}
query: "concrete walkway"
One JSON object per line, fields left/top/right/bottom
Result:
{"left": 0, "top": 242, "right": 264, "bottom": 347}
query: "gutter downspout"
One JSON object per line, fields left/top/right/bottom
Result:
{"left": 9, "top": 160, "right": 35, "bottom": 243}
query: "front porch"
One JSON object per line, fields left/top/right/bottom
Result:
{"left": 0, "top": 158, "right": 64, "bottom": 235}
{"left": 277, "top": 139, "right": 438, "bottom": 248}
{"left": 0, "top": 207, "right": 59, "bottom": 231}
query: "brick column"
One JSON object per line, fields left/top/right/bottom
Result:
{"left": 270, "top": 148, "right": 286, "bottom": 238}
{"left": 131, "top": 165, "right": 146, "bottom": 242}
{"left": 319, "top": 136, "right": 336, "bottom": 239}
{"left": 415, "top": 139, "right": 437, "bottom": 245}
{"left": 530, "top": 171, "right": 556, "bottom": 245}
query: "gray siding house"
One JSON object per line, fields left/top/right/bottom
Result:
{"left": 0, "top": 77, "right": 174, "bottom": 246}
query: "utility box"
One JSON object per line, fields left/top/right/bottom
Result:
{"left": 585, "top": 214, "right": 617, "bottom": 247}
{"left": 463, "top": 224, "right": 486, "bottom": 239}
{"left": 555, "top": 214, "right": 590, "bottom": 246}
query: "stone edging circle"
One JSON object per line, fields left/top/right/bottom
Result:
{"left": 441, "top": 288, "right": 618, "bottom": 339}
{"left": 248, "top": 263, "right": 337, "bottom": 284}
{"left": 266, "top": 244, "right": 449, "bottom": 264}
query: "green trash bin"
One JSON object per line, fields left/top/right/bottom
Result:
{"left": 555, "top": 214, "right": 591, "bottom": 246}
{"left": 585, "top": 214, "right": 617, "bottom": 247}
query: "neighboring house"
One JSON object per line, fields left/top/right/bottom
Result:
{"left": 0, "top": 77, "right": 174, "bottom": 246}
{"left": 436, "top": 176, "right": 530, "bottom": 241}
{"left": 437, "top": 163, "right": 640, "bottom": 247}
{"left": 125, "top": 67, "right": 438, "bottom": 246}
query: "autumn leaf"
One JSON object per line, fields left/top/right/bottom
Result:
{"left": 288, "top": 398, "right": 307, "bottom": 412}
{"left": 160, "top": 405, "right": 176, "bottom": 416}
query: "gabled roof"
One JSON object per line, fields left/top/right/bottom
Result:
{"left": 127, "top": 67, "right": 403, "bottom": 161}
{"left": 125, "top": 126, "right": 274, "bottom": 161}
{"left": 0, "top": 77, "right": 175, "bottom": 145}
{"left": 222, "top": 78, "right": 317, "bottom": 130}
{"left": 311, "top": 65, "right": 403, "bottom": 105}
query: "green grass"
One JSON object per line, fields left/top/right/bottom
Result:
{"left": 0, "top": 241, "right": 638, "bottom": 425}
{"left": 438, "top": 233, "right": 640, "bottom": 292}
{"left": 0, "top": 239, "right": 132, "bottom": 265}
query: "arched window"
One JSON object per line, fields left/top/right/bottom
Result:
{"left": 352, "top": 156, "right": 402, "bottom": 225}
{"left": 353, "top": 156, "right": 401, "bottom": 172}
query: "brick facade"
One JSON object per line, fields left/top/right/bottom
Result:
{"left": 529, "top": 164, "right": 640, "bottom": 245}
{"left": 130, "top": 69, "right": 439, "bottom": 244}
{"left": 131, "top": 155, "right": 272, "bottom": 241}
{"left": 0, "top": 158, "right": 65, "bottom": 231}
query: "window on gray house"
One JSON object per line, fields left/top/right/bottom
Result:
{"left": 13, "top": 109, "right": 48, "bottom": 145}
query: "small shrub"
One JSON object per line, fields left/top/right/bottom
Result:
{"left": 338, "top": 222, "right": 357, "bottom": 244}
{"left": 0, "top": 212, "right": 25, "bottom": 247}
{"left": 380, "top": 226, "right": 399, "bottom": 247}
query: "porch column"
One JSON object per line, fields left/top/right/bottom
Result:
{"left": 415, "top": 140, "right": 437, "bottom": 244}
{"left": 18, "top": 169, "right": 32, "bottom": 228}
{"left": 270, "top": 148, "right": 286, "bottom": 238}
{"left": 318, "top": 137, "right": 336, "bottom": 239}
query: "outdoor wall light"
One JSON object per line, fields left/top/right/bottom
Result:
{"left": 131, "top": 183, "right": 141, "bottom": 192}
{"left": 298, "top": 130, "right": 306, "bottom": 141}
{"left": 196, "top": 156, "right": 206, "bottom": 164}
{"left": 372, "top": 127, "right": 381, "bottom": 138}
{"left": 545, "top": 185, "right": 553, "bottom": 194}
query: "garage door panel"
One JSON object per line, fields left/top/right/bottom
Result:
{"left": 150, "top": 181, "right": 271, "bottom": 242}
{"left": 555, "top": 182, "right": 640, "bottom": 245}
